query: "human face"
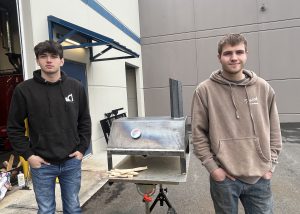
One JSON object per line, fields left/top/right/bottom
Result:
{"left": 36, "top": 52, "right": 64, "bottom": 76}
{"left": 218, "top": 43, "right": 247, "bottom": 80}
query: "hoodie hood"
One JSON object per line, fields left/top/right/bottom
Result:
{"left": 210, "top": 69, "right": 258, "bottom": 86}
{"left": 209, "top": 69, "right": 258, "bottom": 122}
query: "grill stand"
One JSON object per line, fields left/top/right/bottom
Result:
{"left": 107, "top": 155, "right": 189, "bottom": 213}
{"left": 137, "top": 184, "right": 177, "bottom": 214}
{"left": 149, "top": 184, "right": 176, "bottom": 214}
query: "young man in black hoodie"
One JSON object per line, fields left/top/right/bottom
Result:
{"left": 7, "top": 40, "right": 91, "bottom": 213}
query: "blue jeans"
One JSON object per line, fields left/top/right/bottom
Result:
{"left": 210, "top": 177, "right": 273, "bottom": 214}
{"left": 31, "top": 158, "right": 82, "bottom": 214}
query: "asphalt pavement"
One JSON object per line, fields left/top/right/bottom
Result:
{"left": 82, "top": 124, "right": 300, "bottom": 214}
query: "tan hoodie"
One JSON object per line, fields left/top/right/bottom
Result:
{"left": 191, "top": 70, "right": 282, "bottom": 184}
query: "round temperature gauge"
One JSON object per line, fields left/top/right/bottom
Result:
{"left": 131, "top": 128, "right": 142, "bottom": 139}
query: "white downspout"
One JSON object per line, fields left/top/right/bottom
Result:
{"left": 16, "top": 0, "right": 28, "bottom": 80}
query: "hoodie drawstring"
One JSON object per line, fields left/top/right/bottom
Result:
{"left": 59, "top": 81, "right": 68, "bottom": 112}
{"left": 228, "top": 84, "right": 257, "bottom": 136}
{"left": 229, "top": 84, "right": 240, "bottom": 119}
{"left": 46, "top": 87, "right": 53, "bottom": 117}
{"left": 245, "top": 86, "right": 257, "bottom": 136}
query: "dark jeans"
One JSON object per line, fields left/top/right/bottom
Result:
{"left": 210, "top": 177, "right": 273, "bottom": 214}
{"left": 31, "top": 158, "right": 82, "bottom": 214}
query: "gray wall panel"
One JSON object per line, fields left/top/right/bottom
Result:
{"left": 142, "top": 45, "right": 169, "bottom": 88}
{"left": 196, "top": 37, "right": 220, "bottom": 83}
{"left": 183, "top": 86, "right": 196, "bottom": 118}
{"left": 242, "top": 32, "right": 260, "bottom": 76}
{"left": 138, "top": 0, "right": 195, "bottom": 37}
{"left": 279, "top": 114, "right": 300, "bottom": 123}
{"left": 195, "top": 24, "right": 259, "bottom": 39}
{"left": 139, "top": 0, "right": 300, "bottom": 122}
{"left": 144, "top": 88, "right": 170, "bottom": 116}
{"left": 144, "top": 86, "right": 196, "bottom": 117}
{"left": 270, "top": 79, "right": 300, "bottom": 115}
{"left": 258, "top": 0, "right": 300, "bottom": 22}
{"left": 259, "top": 28, "right": 300, "bottom": 80}
{"left": 142, "top": 40, "right": 198, "bottom": 88}
{"left": 194, "top": 0, "right": 258, "bottom": 30}
{"left": 141, "top": 32, "right": 195, "bottom": 46}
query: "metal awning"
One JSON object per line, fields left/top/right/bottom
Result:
{"left": 47, "top": 15, "right": 139, "bottom": 61}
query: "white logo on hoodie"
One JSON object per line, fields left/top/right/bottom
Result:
{"left": 244, "top": 96, "right": 258, "bottom": 105}
{"left": 65, "top": 94, "right": 74, "bottom": 102}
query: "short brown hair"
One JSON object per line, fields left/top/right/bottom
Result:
{"left": 34, "top": 40, "right": 63, "bottom": 59}
{"left": 218, "top": 33, "right": 247, "bottom": 55}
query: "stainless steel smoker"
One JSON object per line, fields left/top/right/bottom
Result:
{"left": 107, "top": 116, "right": 189, "bottom": 174}
{"left": 107, "top": 116, "right": 189, "bottom": 214}
{"left": 105, "top": 79, "right": 189, "bottom": 214}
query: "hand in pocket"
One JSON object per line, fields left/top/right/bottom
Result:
{"left": 211, "top": 168, "right": 236, "bottom": 181}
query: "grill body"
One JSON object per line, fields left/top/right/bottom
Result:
{"left": 107, "top": 116, "right": 189, "bottom": 174}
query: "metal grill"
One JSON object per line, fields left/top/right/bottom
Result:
{"left": 107, "top": 116, "right": 189, "bottom": 174}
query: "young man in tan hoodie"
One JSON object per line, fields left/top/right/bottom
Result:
{"left": 191, "top": 33, "right": 282, "bottom": 214}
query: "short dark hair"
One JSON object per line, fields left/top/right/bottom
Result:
{"left": 34, "top": 40, "right": 63, "bottom": 59}
{"left": 218, "top": 33, "right": 247, "bottom": 55}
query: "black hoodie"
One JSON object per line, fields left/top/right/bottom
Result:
{"left": 7, "top": 70, "right": 91, "bottom": 163}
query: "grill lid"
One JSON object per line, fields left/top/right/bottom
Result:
{"left": 108, "top": 117, "right": 187, "bottom": 151}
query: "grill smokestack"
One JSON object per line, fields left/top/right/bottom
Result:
{"left": 169, "top": 78, "right": 183, "bottom": 118}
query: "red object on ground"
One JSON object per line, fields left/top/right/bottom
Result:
{"left": 143, "top": 194, "right": 152, "bottom": 202}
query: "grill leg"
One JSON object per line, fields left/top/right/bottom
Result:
{"left": 107, "top": 153, "right": 113, "bottom": 170}
{"left": 150, "top": 184, "right": 177, "bottom": 213}
{"left": 180, "top": 155, "right": 186, "bottom": 174}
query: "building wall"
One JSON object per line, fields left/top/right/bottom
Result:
{"left": 20, "top": 0, "right": 143, "bottom": 155}
{"left": 139, "top": 0, "right": 300, "bottom": 123}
